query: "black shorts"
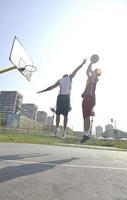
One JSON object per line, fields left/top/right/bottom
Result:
{"left": 56, "top": 94, "right": 70, "bottom": 116}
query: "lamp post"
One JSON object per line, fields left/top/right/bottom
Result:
{"left": 111, "top": 118, "right": 116, "bottom": 133}
{"left": 111, "top": 118, "right": 117, "bottom": 139}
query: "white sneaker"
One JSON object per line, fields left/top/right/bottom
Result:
{"left": 83, "top": 131, "right": 90, "bottom": 137}
{"left": 61, "top": 130, "right": 67, "bottom": 139}
{"left": 54, "top": 128, "right": 60, "bottom": 137}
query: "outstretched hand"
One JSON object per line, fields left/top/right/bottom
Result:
{"left": 37, "top": 91, "right": 43, "bottom": 94}
{"left": 82, "top": 58, "right": 87, "bottom": 64}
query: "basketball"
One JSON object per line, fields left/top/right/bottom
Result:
{"left": 95, "top": 68, "right": 102, "bottom": 76}
{"left": 90, "top": 54, "right": 99, "bottom": 64}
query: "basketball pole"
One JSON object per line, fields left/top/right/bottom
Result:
{"left": 0, "top": 66, "right": 16, "bottom": 74}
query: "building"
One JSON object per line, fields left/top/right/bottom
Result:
{"left": 37, "top": 111, "right": 47, "bottom": 125}
{"left": 0, "top": 91, "right": 23, "bottom": 114}
{"left": 96, "top": 125, "right": 103, "bottom": 138}
{"left": 46, "top": 116, "right": 53, "bottom": 127}
{"left": 105, "top": 124, "right": 113, "bottom": 131}
{"left": 21, "top": 103, "right": 38, "bottom": 120}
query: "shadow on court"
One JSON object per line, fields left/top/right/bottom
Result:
{"left": 0, "top": 155, "right": 79, "bottom": 183}
{"left": 0, "top": 153, "right": 50, "bottom": 160}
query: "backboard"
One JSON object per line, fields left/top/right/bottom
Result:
{"left": 9, "top": 36, "right": 33, "bottom": 81}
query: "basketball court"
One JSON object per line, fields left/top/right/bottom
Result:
{"left": 0, "top": 143, "right": 127, "bottom": 200}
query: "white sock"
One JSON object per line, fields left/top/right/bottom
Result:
{"left": 54, "top": 128, "right": 59, "bottom": 133}
{"left": 84, "top": 131, "right": 90, "bottom": 137}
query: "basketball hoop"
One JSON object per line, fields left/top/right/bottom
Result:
{"left": 19, "top": 65, "right": 37, "bottom": 73}
{"left": 9, "top": 36, "right": 37, "bottom": 81}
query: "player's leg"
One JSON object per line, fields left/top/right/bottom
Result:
{"left": 62, "top": 115, "right": 68, "bottom": 139}
{"left": 61, "top": 95, "right": 70, "bottom": 139}
{"left": 80, "top": 117, "right": 91, "bottom": 143}
{"left": 80, "top": 95, "right": 94, "bottom": 143}
{"left": 54, "top": 95, "right": 61, "bottom": 136}
{"left": 54, "top": 114, "right": 60, "bottom": 136}
{"left": 64, "top": 116, "right": 68, "bottom": 130}
{"left": 56, "top": 114, "right": 60, "bottom": 129}
{"left": 83, "top": 116, "right": 90, "bottom": 134}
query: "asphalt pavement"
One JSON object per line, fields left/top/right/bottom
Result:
{"left": 0, "top": 143, "right": 127, "bottom": 200}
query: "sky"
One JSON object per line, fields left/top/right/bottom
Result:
{"left": 0, "top": 0, "right": 127, "bottom": 132}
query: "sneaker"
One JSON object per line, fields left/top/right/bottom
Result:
{"left": 53, "top": 128, "right": 60, "bottom": 137}
{"left": 50, "top": 107, "right": 56, "bottom": 113}
{"left": 61, "top": 130, "right": 67, "bottom": 139}
{"left": 80, "top": 135, "right": 90, "bottom": 143}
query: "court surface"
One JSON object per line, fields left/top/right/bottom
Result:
{"left": 0, "top": 143, "right": 127, "bottom": 200}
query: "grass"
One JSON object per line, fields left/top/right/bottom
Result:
{"left": 79, "top": 137, "right": 127, "bottom": 150}
{"left": 0, "top": 132, "right": 62, "bottom": 145}
{"left": 0, "top": 132, "right": 127, "bottom": 150}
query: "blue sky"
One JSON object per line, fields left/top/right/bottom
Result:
{"left": 0, "top": 0, "right": 127, "bottom": 131}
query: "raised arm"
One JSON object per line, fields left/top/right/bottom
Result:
{"left": 69, "top": 58, "right": 87, "bottom": 79}
{"left": 37, "top": 81, "right": 59, "bottom": 94}
{"left": 86, "top": 62, "right": 93, "bottom": 78}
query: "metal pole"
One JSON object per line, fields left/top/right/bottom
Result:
{"left": 0, "top": 66, "right": 16, "bottom": 74}
{"left": 114, "top": 120, "right": 116, "bottom": 133}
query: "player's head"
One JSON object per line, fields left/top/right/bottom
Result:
{"left": 63, "top": 74, "right": 68, "bottom": 78}
{"left": 95, "top": 68, "right": 102, "bottom": 76}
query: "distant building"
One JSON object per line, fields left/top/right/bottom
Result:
{"left": 37, "top": 111, "right": 47, "bottom": 125}
{"left": 46, "top": 116, "right": 53, "bottom": 127}
{"left": 0, "top": 91, "right": 23, "bottom": 114}
{"left": 105, "top": 124, "right": 113, "bottom": 131}
{"left": 96, "top": 126, "right": 103, "bottom": 138}
{"left": 21, "top": 103, "right": 38, "bottom": 120}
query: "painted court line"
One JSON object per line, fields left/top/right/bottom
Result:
{"left": 114, "top": 159, "right": 126, "bottom": 164}
{"left": 1, "top": 158, "right": 127, "bottom": 171}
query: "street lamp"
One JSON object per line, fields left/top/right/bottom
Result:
{"left": 111, "top": 118, "right": 116, "bottom": 133}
